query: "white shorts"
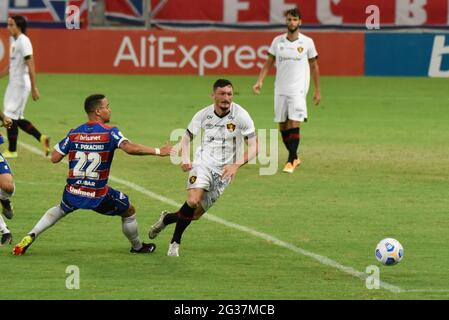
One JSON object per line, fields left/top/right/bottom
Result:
{"left": 274, "top": 94, "right": 308, "bottom": 123}
{"left": 3, "top": 84, "right": 31, "bottom": 120}
{"left": 186, "top": 164, "right": 230, "bottom": 212}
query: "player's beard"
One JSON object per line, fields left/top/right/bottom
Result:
{"left": 288, "top": 25, "right": 299, "bottom": 33}
{"left": 219, "top": 101, "right": 231, "bottom": 113}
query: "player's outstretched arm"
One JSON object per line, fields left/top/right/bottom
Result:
{"left": 252, "top": 54, "right": 275, "bottom": 95}
{"left": 119, "top": 140, "right": 172, "bottom": 156}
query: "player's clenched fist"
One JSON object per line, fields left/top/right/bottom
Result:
{"left": 181, "top": 162, "right": 192, "bottom": 172}
{"left": 252, "top": 82, "right": 262, "bottom": 95}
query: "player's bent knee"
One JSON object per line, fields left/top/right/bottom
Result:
{"left": 287, "top": 120, "right": 300, "bottom": 129}
{"left": 121, "top": 205, "right": 136, "bottom": 218}
{"left": 127, "top": 205, "right": 136, "bottom": 215}
{"left": 187, "top": 198, "right": 201, "bottom": 208}
{"left": 2, "top": 183, "right": 15, "bottom": 195}
{"left": 0, "top": 174, "right": 14, "bottom": 195}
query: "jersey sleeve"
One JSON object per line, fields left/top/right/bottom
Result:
{"left": 268, "top": 37, "right": 278, "bottom": 57}
{"left": 54, "top": 130, "right": 72, "bottom": 155}
{"left": 110, "top": 127, "right": 129, "bottom": 149}
{"left": 240, "top": 111, "right": 256, "bottom": 138}
{"left": 20, "top": 36, "right": 33, "bottom": 58}
{"left": 186, "top": 110, "right": 203, "bottom": 138}
{"left": 307, "top": 38, "right": 318, "bottom": 59}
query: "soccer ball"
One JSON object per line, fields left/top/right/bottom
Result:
{"left": 375, "top": 238, "right": 404, "bottom": 265}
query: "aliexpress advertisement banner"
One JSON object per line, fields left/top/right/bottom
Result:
{"left": 24, "top": 29, "right": 364, "bottom": 76}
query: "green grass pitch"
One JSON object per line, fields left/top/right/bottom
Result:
{"left": 0, "top": 74, "right": 448, "bottom": 299}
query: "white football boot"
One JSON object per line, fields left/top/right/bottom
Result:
{"left": 167, "top": 242, "right": 180, "bottom": 257}
{"left": 148, "top": 210, "right": 169, "bottom": 239}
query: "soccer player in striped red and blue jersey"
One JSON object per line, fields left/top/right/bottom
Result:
{"left": 0, "top": 112, "right": 15, "bottom": 246}
{"left": 12, "top": 94, "right": 172, "bottom": 255}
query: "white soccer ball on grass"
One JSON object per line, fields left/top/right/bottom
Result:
{"left": 375, "top": 238, "right": 404, "bottom": 265}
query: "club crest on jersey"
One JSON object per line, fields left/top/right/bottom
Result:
{"left": 297, "top": 47, "right": 304, "bottom": 54}
{"left": 226, "top": 123, "right": 236, "bottom": 132}
{"left": 189, "top": 176, "right": 197, "bottom": 184}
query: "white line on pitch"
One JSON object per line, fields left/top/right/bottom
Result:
{"left": 19, "top": 141, "right": 403, "bottom": 293}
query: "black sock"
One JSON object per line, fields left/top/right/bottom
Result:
{"left": 171, "top": 218, "right": 191, "bottom": 244}
{"left": 178, "top": 201, "right": 195, "bottom": 219}
{"left": 280, "top": 129, "right": 290, "bottom": 151}
{"left": 17, "top": 119, "right": 42, "bottom": 141}
{"left": 163, "top": 213, "right": 178, "bottom": 225}
{"left": 287, "top": 128, "right": 300, "bottom": 163}
{"left": 7, "top": 120, "right": 19, "bottom": 152}
{"left": 171, "top": 202, "right": 195, "bottom": 244}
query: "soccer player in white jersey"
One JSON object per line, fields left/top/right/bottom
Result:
{"left": 0, "top": 16, "right": 50, "bottom": 159}
{"left": 148, "top": 79, "right": 258, "bottom": 257}
{"left": 252, "top": 8, "right": 321, "bottom": 173}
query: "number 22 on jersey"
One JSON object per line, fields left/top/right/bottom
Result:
{"left": 72, "top": 151, "right": 101, "bottom": 179}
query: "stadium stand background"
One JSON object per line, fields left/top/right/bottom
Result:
{"left": 0, "top": 0, "right": 448, "bottom": 77}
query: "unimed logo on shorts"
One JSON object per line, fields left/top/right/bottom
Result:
{"left": 0, "top": 32, "right": 7, "bottom": 72}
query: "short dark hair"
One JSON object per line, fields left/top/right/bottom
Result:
{"left": 285, "top": 8, "right": 301, "bottom": 19}
{"left": 213, "top": 79, "right": 233, "bottom": 91}
{"left": 84, "top": 94, "right": 105, "bottom": 114}
{"left": 10, "top": 16, "right": 28, "bottom": 34}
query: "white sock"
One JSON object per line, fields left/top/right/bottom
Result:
{"left": 0, "top": 186, "right": 14, "bottom": 200}
{"left": 122, "top": 214, "right": 142, "bottom": 250}
{"left": 0, "top": 215, "right": 10, "bottom": 234}
{"left": 30, "top": 206, "right": 66, "bottom": 237}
